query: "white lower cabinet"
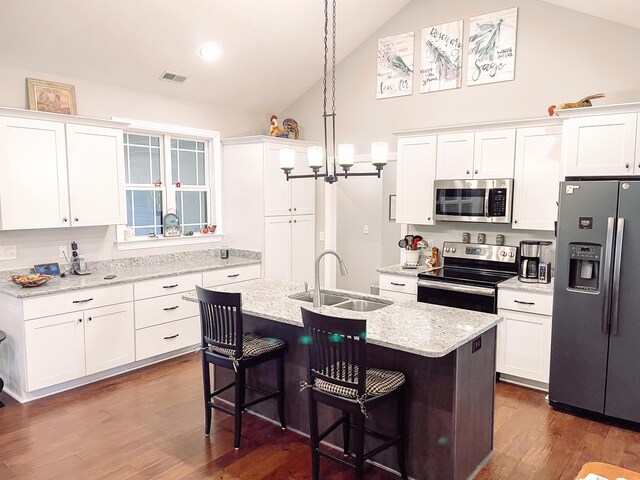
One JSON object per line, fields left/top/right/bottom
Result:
{"left": 24, "top": 312, "right": 86, "bottom": 391}
{"left": 135, "top": 317, "right": 200, "bottom": 361}
{"left": 497, "top": 289, "right": 553, "bottom": 387}
{"left": 84, "top": 303, "right": 135, "bottom": 375}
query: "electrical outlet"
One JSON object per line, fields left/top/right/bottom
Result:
{"left": 0, "top": 245, "right": 17, "bottom": 261}
{"left": 59, "top": 245, "right": 70, "bottom": 259}
{"left": 363, "top": 225, "right": 369, "bottom": 234}
{"left": 472, "top": 336, "right": 482, "bottom": 353}
{"left": 319, "top": 231, "right": 325, "bottom": 242}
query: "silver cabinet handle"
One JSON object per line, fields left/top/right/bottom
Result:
{"left": 428, "top": 217, "right": 431, "bottom": 221}
{"left": 514, "top": 219, "right": 518, "bottom": 224}
{"left": 601, "top": 217, "right": 616, "bottom": 334}
{"left": 293, "top": 219, "right": 297, "bottom": 223}
{"left": 611, "top": 218, "right": 625, "bottom": 336}
{"left": 293, "top": 207, "right": 297, "bottom": 211}
{"left": 78, "top": 318, "right": 82, "bottom": 323}
{"left": 390, "top": 282, "right": 406, "bottom": 287}
{"left": 288, "top": 208, "right": 292, "bottom": 212}
{"left": 63, "top": 217, "right": 68, "bottom": 222}
{"left": 72, "top": 298, "right": 94, "bottom": 304}
{"left": 87, "top": 317, "right": 92, "bottom": 322}
{"left": 227, "top": 273, "right": 240, "bottom": 278}
{"left": 417, "top": 279, "right": 495, "bottom": 297}
{"left": 625, "top": 163, "right": 630, "bottom": 169}
{"left": 163, "top": 305, "right": 179, "bottom": 311}
{"left": 466, "top": 170, "right": 470, "bottom": 174}
{"left": 163, "top": 334, "right": 179, "bottom": 340}
{"left": 163, "top": 284, "right": 178, "bottom": 289}
{"left": 514, "top": 300, "right": 535, "bottom": 305}
{"left": 475, "top": 169, "right": 479, "bottom": 174}
{"left": 74, "top": 217, "right": 79, "bottom": 222}
{"left": 289, "top": 220, "right": 292, "bottom": 223}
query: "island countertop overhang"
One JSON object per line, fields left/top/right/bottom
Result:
{"left": 183, "top": 278, "right": 502, "bottom": 358}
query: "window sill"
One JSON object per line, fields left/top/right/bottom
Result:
{"left": 115, "top": 232, "right": 222, "bottom": 251}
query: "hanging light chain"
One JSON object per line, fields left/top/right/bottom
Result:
{"left": 323, "top": 0, "right": 329, "bottom": 117}
{"left": 331, "top": 0, "right": 336, "bottom": 116}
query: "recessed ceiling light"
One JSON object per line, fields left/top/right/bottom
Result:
{"left": 199, "top": 42, "right": 222, "bottom": 62}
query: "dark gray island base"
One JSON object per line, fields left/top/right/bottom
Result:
{"left": 214, "top": 314, "right": 496, "bottom": 480}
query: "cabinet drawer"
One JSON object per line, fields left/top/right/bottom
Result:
{"left": 498, "top": 289, "right": 553, "bottom": 315}
{"left": 203, "top": 264, "right": 261, "bottom": 287}
{"left": 379, "top": 289, "right": 416, "bottom": 302}
{"left": 378, "top": 274, "right": 418, "bottom": 295}
{"left": 135, "top": 316, "right": 200, "bottom": 361}
{"left": 134, "top": 293, "right": 199, "bottom": 329}
{"left": 134, "top": 273, "right": 202, "bottom": 300}
{"left": 23, "top": 284, "right": 133, "bottom": 320}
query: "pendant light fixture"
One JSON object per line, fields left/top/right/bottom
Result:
{"left": 279, "top": 0, "right": 387, "bottom": 183}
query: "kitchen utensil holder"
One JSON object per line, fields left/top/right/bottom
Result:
{"left": 406, "top": 249, "right": 420, "bottom": 264}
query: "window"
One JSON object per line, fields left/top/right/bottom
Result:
{"left": 123, "top": 130, "right": 218, "bottom": 238}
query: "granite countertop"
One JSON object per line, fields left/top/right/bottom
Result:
{"left": 0, "top": 249, "right": 260, "bottom": 299}
{"left": 183, "top": 278, "right": 502, "bottom": 359}
{"left": 498, "top": 276, "right": 555, "bottom": 295}
{"left": 377, "top": 264, "right": 432, "bottom": 277}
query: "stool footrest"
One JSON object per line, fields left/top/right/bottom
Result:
{"left": 210, "top": 402, "right": 235, "bottom": 417}
{"left": 319, "top": 415, "right": 349, "bottom": 443}
{"left": 318, "top": 449, "right": 355, "bottom": 468}
{"left": 212, "top": 381, "right": 235, "bottom": 398}
{"left": 364, "top": 437, "right": 399, "bottom": 461}
{"left": 243, "top": 391, "right": 280, "bottom": 409}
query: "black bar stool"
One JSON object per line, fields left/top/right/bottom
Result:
{"left": 197, "top": 286, "right": 286, "bottom": 449}
{"left": 0, "top": 330, "right": 5, "bottom": 408}
{"left": 300, "top": 308, "right": 408, "bottom": 480}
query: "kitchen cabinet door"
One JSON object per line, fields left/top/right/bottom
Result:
{"left": 436, "top": 133, "right": 474, "bottom": 180}
{"left": 563, "top": 113, "right": 637, "bottom": 177}
{"left": 84, "top": 303, "right": 135, "bottom": 375}
{"left": 291, "top": 147, "right": 315, "bottom": 215}
{"left": 264, "top": 215, "right": 292, "bottom": 281}
{"left": 396, "top": 136, "right": 437, "bottom": 225}
{"left": 25, "top": 312, "right": 86, "bottom": 391}
{"left": 512, "top": 126, "right": 562, "bottom": 230}
{"left": 0, "top": 117, "right": 70, "bottom": 230}
{"left": 66, "top": 124, "right": 126, "bottom": 226}
{"left": 263, "top": 143, "right": 293, "bottom": 216}
{"left": 497, "top": 309, "right": 552, "bottom": 384}
{"left": 636, "top": 116, "right": 640, "bottom": 175}
{"left": 473, "top": 129, "right": 516, "bottom": 179}
{"left": 291, "top": 214, "right": 315, "bottom": 285}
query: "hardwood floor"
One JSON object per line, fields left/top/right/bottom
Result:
{"left": 1, "top": 355, "right": 639, "bottom": 480}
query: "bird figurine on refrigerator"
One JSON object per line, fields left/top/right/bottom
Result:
{"left": 269, "top": 115, "right": 288, "bottom": 137}
{"left": 548, "top": 93, "right": 606, "bottom": 116}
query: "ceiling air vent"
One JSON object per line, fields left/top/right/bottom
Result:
{"left": 160, "top": 71, "right": 187, "bottom": 83}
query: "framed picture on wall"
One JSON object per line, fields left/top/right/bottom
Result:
{"left": 389, "top": 195, "right": 397, "bottom": 221}
{"left": 26, "top": 78, "right": 77, "bottom": 115}
{"left": 377, "top": 32, "right": 414, "bottom": 99}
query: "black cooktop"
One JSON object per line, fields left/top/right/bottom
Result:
{"left": 419, "top": 266, "right": 515, "bottom": 287}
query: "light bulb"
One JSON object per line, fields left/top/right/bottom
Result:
{"left": 279, "top": 148, "right": 295, "bottom": 171}
{"left": 338, "top": 144, "right": 355, "bottom": 167}
{"left": 308, "top": 146, "right": 323, "bottom": 168}
{"left": 199, "top": 42, "right": 222, "bottom": 62}
{"left": 371, "top": 142, "right": 388, "bottom": 166}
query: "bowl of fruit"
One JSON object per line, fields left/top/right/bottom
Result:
{"left": 10, "top": 274, "right": 53, "bottom": 288}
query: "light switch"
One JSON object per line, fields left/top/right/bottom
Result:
{"left": 363, "top": 225, "right": 369, "bottom": 234}
{"left": 0, "top": 245, "right": 17, "bottom": 261}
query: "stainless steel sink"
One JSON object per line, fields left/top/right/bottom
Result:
{"left": 289, "top": 291, "right": 349, "bottom": 306}
{"left": 333, "top": 299, "right": 389, "bottom": 312}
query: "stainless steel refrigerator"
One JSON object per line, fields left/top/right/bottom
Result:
{"left": 549, "top": 179, "right": 640, "bottom": 423}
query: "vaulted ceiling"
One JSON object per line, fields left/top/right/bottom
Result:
{"left": 0, "top": 1, "right": 637, "bottom": 115}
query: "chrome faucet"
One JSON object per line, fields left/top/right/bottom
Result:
{"left": 313, "top": 250, "right": 348, "bottom": 307}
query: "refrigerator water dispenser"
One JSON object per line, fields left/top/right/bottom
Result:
{"left": 568, "top": 243, "right": 601, "bottom": 292}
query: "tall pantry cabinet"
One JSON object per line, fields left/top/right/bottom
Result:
{"left": 222, "top": 136, "right": 316, "bottom": 285}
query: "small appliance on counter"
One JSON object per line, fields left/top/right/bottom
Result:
{"left": 71, "top": 241, "right": 91, "bottom": 275}
{"left": 518, "top": 240, "right": 552, "bottom": 283}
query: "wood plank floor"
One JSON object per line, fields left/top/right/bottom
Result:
{"left": 1, "top": 354, "right": 639, "bottom": 479}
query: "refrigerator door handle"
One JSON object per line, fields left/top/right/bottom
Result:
{"left": 611, "top": 217, "right": 625, "bottom": 336}
{"left": 601, "top": 217, "right": 616, "bottom": 334}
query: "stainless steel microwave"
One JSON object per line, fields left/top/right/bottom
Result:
{"left": 434, "top": 179, "right": 513, "bottom": 223}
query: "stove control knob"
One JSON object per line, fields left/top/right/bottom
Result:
{"left": 451, "top": 248, "right": 456, "bottom": 253}
{"left": 445, "top": 247, "right": 450, "bottom": 252}
{"left": 508, "top": 252, "right": 515, "bottom": 258}
{"left": 501, "top": 251, "right": 507, "bottom": 257}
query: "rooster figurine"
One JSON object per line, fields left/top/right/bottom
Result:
{"left": 269, "top": 115, "right": 288, "bottom": 137}
{"left": 548, "top": 93, "right": 606, "bottom": 116}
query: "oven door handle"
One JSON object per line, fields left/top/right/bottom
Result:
{"left": 417, "top": 280, "right": 495, "bottom": 297}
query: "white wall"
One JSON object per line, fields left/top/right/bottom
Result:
{"left": 281, "top": 0, "right": 640, "bottom": 292}
{"left": 0, "top": 66, "right": 267, "bottom": 269}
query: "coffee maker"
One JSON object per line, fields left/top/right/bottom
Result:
{"left": 519, "top": 240, "right": 552, "bottom": 283}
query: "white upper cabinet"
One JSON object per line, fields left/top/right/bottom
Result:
{"left": 66, "top": 124, "right": 126, "bottom": 226}
{"left": 0, "top": 117, "right": 70, "bottom": 229}
{"left": 436, "top": 133, "right": 474, "bottom": 179}
{"left": 396, "top": 136, "right": 437, "bottom": 225}
{"left": 563, "top": 113, "right": 638, "bottom": 177}
{"left": 473, "top": 129, "right": 516, "bottom": 179}
{"left": 512, "top": 126, "right": 563, "bottom": 230}
{"left": 436, "top": 129, "right": 516, "bottom": 180}
{"left": 264, "top": 143, "right": 314, "bottom": 216}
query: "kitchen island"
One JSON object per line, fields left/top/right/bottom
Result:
{"left": 184, "top": 279, "right": 502, "bottom": 480}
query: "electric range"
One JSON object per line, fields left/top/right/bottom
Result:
{"left": 417, "top": 242, "right": 519, "bottom": 313}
